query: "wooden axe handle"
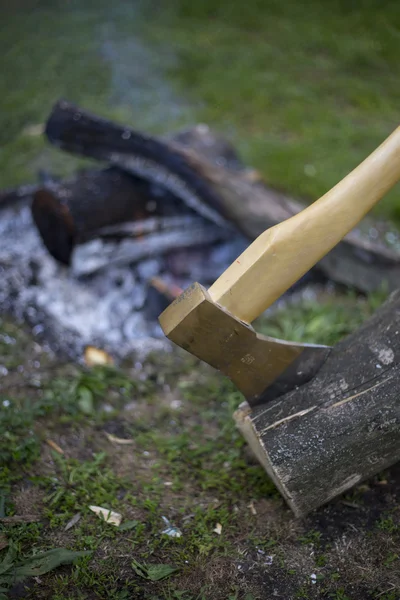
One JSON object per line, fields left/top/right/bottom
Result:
{"left": 208, "top": 126, "right": 400, "bottom": 323}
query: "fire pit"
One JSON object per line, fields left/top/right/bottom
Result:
{"left": 1, "top": 100, "right": 399, "bottom": 362}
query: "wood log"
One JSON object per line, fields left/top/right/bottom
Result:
{"left": 234, "top": 288, "right": 400, "bottom": 517}
{"left": 165, "top": 123, "right": 253, "bottom": 174}
{"left": 44, "top": 100, "right": 232, "bottom": 230}
{"left": 31, "top": 167, "right": 196, "bottom": 265}
{"left": 44, "top": 100, "right": 400, "bottom": 294}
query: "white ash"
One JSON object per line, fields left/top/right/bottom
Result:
{"left": 71, "top": 215, "right": 229, "bottom": 277}
{"left": 0, "top": 203, "right": 246, "bottom": 361}
{"left": 0, "top": 205, "right": 167, "bottom": 360}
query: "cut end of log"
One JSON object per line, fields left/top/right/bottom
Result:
{"left": 32, "top": 188, "right": 76, "bottom": 265}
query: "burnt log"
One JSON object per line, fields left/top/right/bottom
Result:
{"left": 31, "top": 167, "right": 198, "bottom": 265}
{"left": 44, "top": 100, "right": 400, "bottom": 293}
{"left": 235, "top": 288, "right": 400, "bottom": 517}
{"left": 44, "top": 101, "right": 231, "bottom": 230}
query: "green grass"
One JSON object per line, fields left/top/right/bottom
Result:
{"left": 255, "top": 286, "right": 388, "bottom": 345}
{"left": 0, "top": 0, "right": 186, "bottom": 188}
{"left": 2, "top": 0, "right": 400, "bottom": 224}
{"left": 0, "top": 359, "right": 145, "bottom": 490}
{"left": 0, "top": 369, "right": 267, "bottom": 597}
{"left": 143, "top": 0, "right": 400, "bottom": 222}
{"left": 0, "top": 326, "right": 270, "bottom": 597}
{"left": 0, "top": 290, "right": 396, "bottom": 598}
{"left": 0, "top": 2, "right": 109, "bottom": 187}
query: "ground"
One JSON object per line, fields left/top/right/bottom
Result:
{"left": 2, "top": 1, "right": 400, "bottom": 598}
{"left": 2, "top": 291, "right": 400, "bottom": 600}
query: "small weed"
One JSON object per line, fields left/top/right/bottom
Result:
{"left": 377, "top": 515, "right": 399, "bottom": 534}
{"left": 1, "top": 522, "right": 42, "bottom": 555}
{"left": 384, "top": 552, "right": 398, "bottom": 567}
{"left": 315, "top": 554, "right": 328, "bottom": 567}
{"left": 47, "top": 364, "right": 146, "bottom": 420}
{"left": 298, "top": 530, "right": 322, "bottom": 547}
{"left": 252, "top": 537, "right": 277, "bottom": 552}
{"left": 296, "top": 586, "right": 310, "bottom": 599}
{"left": 0, "top": 362, "right": 142, "bottom": 489}
{"left": 0, "top": 399, "right": 41, "bottom": 487}
{"left": 131, "top": 559, "right": 180, "bottom": 581}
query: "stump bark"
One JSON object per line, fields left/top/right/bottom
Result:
{"left": 235, "top": 289, "right": 400, "bottom": 517}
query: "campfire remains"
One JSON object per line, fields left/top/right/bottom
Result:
{"left": 1, "top": 100, "right": 400, "bottom": 362}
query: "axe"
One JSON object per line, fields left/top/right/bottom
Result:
{"left": 159, "top": 127, "right": 400, "bottom": 407}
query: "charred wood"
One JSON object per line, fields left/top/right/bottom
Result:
{"left": 44, "top": 100, "right": 232, "bottom": 231}
{"left": 31, "top": 167, "right": 197, "bottom": 265}
{"left": 44, "top": 100, "right": 400, "bottom": 294}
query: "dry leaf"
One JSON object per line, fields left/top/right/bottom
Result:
{"left": 84, "top": 346, "right": 114, "bottom": 367}
{"left": 46, "top": 439, "right": 64, "bottom": 455}
{"left": 88, "top": 505, "right": 122, "bottom": 526}
{"left": 213, "top": 523, "right": 222, "bottom": 535}
{"left": 0, "top": 533, "right": 8, "bottom": 550}
{"left": 104, "top": 432, "right": 133, "bottom": 445}
{"left": 64, "top": 513, "right": 81, "bottom": 531}
{"left": 22, "top": 123, "right": 44, "bottom": 137}
{"left": 248, "top": 500, "right": 257, "bottom": 515}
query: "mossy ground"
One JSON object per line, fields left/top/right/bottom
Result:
{"left": 1, "top": 290, "right": 400, "bottom": 600}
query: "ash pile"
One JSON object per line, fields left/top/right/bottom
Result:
{"left": 1, "top": 101, "right": 398, "bottom": 362}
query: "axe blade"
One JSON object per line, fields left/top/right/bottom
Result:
{"left": 159, "top": 283, "right": 330, "bottom": 406}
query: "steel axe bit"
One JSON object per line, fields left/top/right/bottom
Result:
{"left": 159, "top": 127, "right": 400, "bottom": 406}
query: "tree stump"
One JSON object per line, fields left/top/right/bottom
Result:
{"left": 235, "top": 289, "right": 400, "bottom": 517}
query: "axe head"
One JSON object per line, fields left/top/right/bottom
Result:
{"left": 159, "top": 282, "right": 330, "bottom": 406}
